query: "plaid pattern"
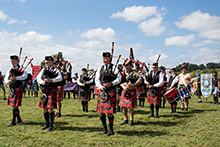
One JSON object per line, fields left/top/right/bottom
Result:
{"left": 119, "top": 89, "right": 137, "bottom": 108}
{"left": 39, "top": 88, "right": 57, "bottom": 109}
{"left": 161, "top": 86, "right": 168, "bottom": 99}
{"left": 8, "top": 87, "right": 22, "bottom": 107}
{"left": 96, "top": 90, "right": 116, "bottom": 114}
{"left": 136, "top": 86, "right": 145, "bottom": 98}
{"left": 147, "top": 88, "right": 162, "bottom": 104}
{"left": 78, "top": 88, "right": 91, "bottom": 101}
{"left": 57, "top": 86, "right": 64, "bottom": 101}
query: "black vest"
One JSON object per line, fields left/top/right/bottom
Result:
{"left": 162, "top": 72, "right": 167, "bottom": 87}
{"left": 149, "top": 70, "right": 160, "bottom": 85}
{"left": 168, "top": 75, "right": 178, "bottom": 88}
{"left": 9, "top": 66, "right": 23, "bottom": 88}
{"left": 212, "top": 78, "right": 218, "bottom": 87}
{"left": 79, "top": 74, "right": 91, "bottom": 90}
{"left": 40, "top": 67, "right": 58, "bottom": 90}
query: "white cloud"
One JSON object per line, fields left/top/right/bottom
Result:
{"left": 165, "top": 34, "right": 195, "bottom": 47}
{"left": 110, "top": 5, "right": 160, "bottom": 23}
{"left": 138, "top": 16, "right": 166, "bottom": 36}
{"left": 178, "top": 47, "right": 220, "bottom": 64}
{"left": 175, "top": 10, "right": 220, "bottom": 40}
{"left": 193, "top": 40, "right": 218, "bottom": 47}
{"left": 80, "top": 27, "right": 117, "bottom": 42}
{"left": 0, "top": 9, "right": 27, "bottom": 25}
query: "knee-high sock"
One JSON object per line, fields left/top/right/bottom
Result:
{"left": 150, "top": 104, "right": 154, "bottom": 115}
{"left": 64, "top": 92, "right": 66, "bottom": 99}
{"left": 108, "top": 115, "right": 114, "bottom": 131}
{"left": 44, "top": 112, "right": 49, "bottom": 126}
{"left": 122, "top": 108, "right": 128, "bottom": 120}
{"left": 68, "top": 92, "right": 70, "bottom": 99}
{"left": 174, "top": 102, "right": 177, "bottom": 112}
{"left": 129, "top": 108, "right": 134, "bottom": 121}
{"left": 139, "top": 99, "right": 142, "bottom": 106}
{"left": 170, "top": 103, "right": 173, "bottom": 112}
{"left": 81, "top": 101, "right": 85, "bottom": 111}
{"left": 163, "top": 99, "right": 166, "bottom": 107}
{"left": 85, "top": 101, "right": 88, "bottom": 111}
{"left": 142, "top": 98, "right": 145, "bottom": 107}
{"left": 99, "top": 114, "right": 107, "bottom": 132}
{"left": 12, "top": 109, "right": 16, "bottom": 123}
{"left": 156, "top": 104, "right": 159, "bottom": 116}
{"left": 16, "top": 108, "right": 22, "bottom": 121}
{"left": 49, "top": 111, "right": 55, "bottom": 128}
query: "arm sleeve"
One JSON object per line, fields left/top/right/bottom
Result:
{"left": 86, "top": 78, "right": 94, "bottom": 84}
{"left": 36, "top": 69, "right": 44, "bottom": 85}
{"left": 51, "top": 69, "right": 62, "bottom": 83}
{"left": 111, "top": 66, "right": 121, "bottom": 86}
{"left": 4, "top": 69, "right": 10, "bottom": 85}
{"left": 16, "top": 71, "right": 28, "bottom": 81}
{"left": 170, "top": 76, "right": 179, "bottom": 88}
{"left": 153, "top": 72, "right": 164, "bottom": 87}
{"left": 95, "top": 65, "right": 102, "bottom": 89}
{"left": 77, "top": 77, "right": 84, "bottom": 86}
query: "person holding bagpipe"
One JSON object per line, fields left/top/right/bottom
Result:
{"left": 37, "top": 56, "right": 62, "bottom": 132}
{"left": 145, "top": 62, "right": 164, "bottom": 118}
{"left": 119, "top": 58, "right": 142, "bottom": 126}
{"left": 116, "top": 64, "right": 124, "bottom": 112}
{"left": 4, "top": 55, "right": 28, "bottom": 126}
{"left": 167, "top": 68, "right": 179, "bottom": 114}
{"left": 95, "top": 51, "right": 122, "bottom": 136}
{"left": 77, "top": 68, "right": 94, "bottom": 112}
{"left": 178, "top": 65, "right": 192, "bottom": 111}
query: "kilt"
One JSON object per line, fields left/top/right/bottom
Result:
{"left": 57, "top": 86, "right": 64, "bottom": 101}
{"left": 136, "top": 86, "right": 145, "bottom": 98}
{"left": 161, "top": 86, "right": 167, "bottom": 98}
{"left": 147, "top": 87, "right": 162, "bottom": 104}
{"left": 39, "top": 88, "right": 57, "bottom": 109}
{"left": 119, "top": 89, "right": 137, "bottom": 108}
{"left": 8, "top": 87, "right": 22, "bottom": 107}
{"left": 78, "top": 88, "right": 90, "bottom": 101}
{"left": 96, "top": 90, "right": 116, "bottom": 114}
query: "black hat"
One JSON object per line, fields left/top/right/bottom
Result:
{"left": 180, "top": 64, "right": 187, "bottom": 70}
{"left": 171, "top": 68, "right": 176, "bottom": 72}
{"left": 152, "top": 63, "right": 158, "bottom": 67}
{"left": 45, "top": 56, "right": 54, "bottom": 61}
{"left": 102, "top": 52, "right": 111, "bottom": 58}
{"left": 82, "top": 68, "right": 87, "bottom": 72}
{"left": 10, "top": 55, "right": 18, "bottom": 60}
{"left": 123, "top": 58, "right": 132, "bottom": 66}
{"left": 160, "top": 66, "right": 165, "bottom": 70}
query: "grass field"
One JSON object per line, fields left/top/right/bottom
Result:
{"left": 0, "top": 90, "right": 220, "bottom": 147}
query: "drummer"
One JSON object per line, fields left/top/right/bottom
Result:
{"left": 178, "top": 65, "right": 192, "bottom": 111}
{"left": 167, "top": 68, "right": 179, "bottom": 113}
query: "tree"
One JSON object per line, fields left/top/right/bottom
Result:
{"left": 198, "top": 64, "right": 206, "bottom": 70}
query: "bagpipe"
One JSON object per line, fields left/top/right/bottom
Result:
{"left": 8, "top": 47, "right": 33, "bottom": 97}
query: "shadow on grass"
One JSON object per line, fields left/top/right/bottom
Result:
{"left": 64, "top": 114, "right": 97, "bottom": 118}
{"left": 23, "top": 121, "right": 68, "bottom": 126}
{"left": 135, "top": 110, "right": 150, "bottom": 115}
{"left": 58, "top": 126, "right": 102, "bottom": 132}
{"left": 117, "top": 130, "right": 168, "bottom": 136}
{"left": 135, "top": 120, "right": 182, "bottom": 127}
{"left": 160, "top": 114, "right": 193, "bottom": 119}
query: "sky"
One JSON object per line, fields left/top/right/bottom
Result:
{"left": 0, "top": 0, "right": 220, "bottom": 74}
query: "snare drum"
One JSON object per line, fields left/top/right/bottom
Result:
{"left": 163, "top": 87, "right": 180, "bottom": 103}
{"left": 179, "top": 86, "right": 192, "bottom": 100}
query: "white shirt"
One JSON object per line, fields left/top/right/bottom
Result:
{"left": 4, "top": 66, "right": 28, "bottom": 85}
{"left": 146, "top": 70, "right": 163, "bottom": 88}
{"left": 169, "top": 74, "right": 179, "bottom": 89}
{"left": 95, "top": 64, "right": 121, "bottom": 89}
{"left": 77, "top": 75, "right": 94, "bottom": 86}
{"left": 37, "top": 66, "right": 62, "bottom": 85}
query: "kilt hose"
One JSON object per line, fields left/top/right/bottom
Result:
{"left": 147, "top": 87, "right": 162, "bottom": 104}
{"left": 8, "top": 87, "right": 22, "bottom": 107}
{"left": 39, "top": 88, "right": 57, "bottom": 109}
{"left": 78, "top": 88, "right": 91, "bottom": 102}
{"left": 136, "top": 86, "right": 145, "bottom": 99}
{"left": 96, "top": 90, "right": 116, "bottom": 114}
{"left": 57, "top": 86, "right": 64, "bottom": 101}
{"left": 119, "top": 89, "right": 137, "bottom": 108}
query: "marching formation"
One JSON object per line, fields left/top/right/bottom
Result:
{"left": 1, "top": 44, "right": 220, "bottom": 136}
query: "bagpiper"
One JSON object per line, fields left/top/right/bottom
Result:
{"left": 119, "top": 59, "right": 142, "bottom": 126}
{"left": 37, "top": 56, "right": 62, "bottom": 132}
{"left": 4, "top": 55, "right": 27, "bottom": 126}
{"left": 95, "top": 52, "right": 121, "bottom": 136}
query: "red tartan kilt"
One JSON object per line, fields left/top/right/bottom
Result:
{"left": 39, "top": 88, "right": 57, "bottom": 109}
{"left": 161, "top": 86, "right": 167, "bottom": 99}
{"left": 78, "top": 88, "right": 90, "bottom": 101}
{"left": 147, "top": 88, "right": 162, "bottom": 104}
{"left": 119, "top": 89, "right": 137, "bottom": 108}
{"left": 57, "top": 86, "right": 64, "bottom": 101}
{"left": 136, "top": 86, "right": 145, "bottom": 98}
{"left": 8, "top": 87, "right": 22, "bottom": 107}
{"left": 96, "top": 90, "right": 116, "bottom": 114}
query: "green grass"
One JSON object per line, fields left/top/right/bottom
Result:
{"left": 0, "top": 90, "right": 220, "bottom": 147}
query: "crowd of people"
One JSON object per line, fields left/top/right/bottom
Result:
{"left": 1, "top": 51, "right": 220, "bottom": 135}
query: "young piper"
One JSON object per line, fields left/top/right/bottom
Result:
{"left": 4, "top": 55, "right": 27, "bottom": 126}
{"left": 194, "top": 73, "right": 202, "bottom": 103}
{"left": 167, "top": 68, "right": 179, "bottom": 113}
{"left": 145, "top": 63, "right": 163, "bottom": 118}
{"left": 178, "top": 65, "right": 192, "bottom": 111}
{"left": 95, "top": 52, "right": 121, "bottom": 136}
{"left": 119, "top": 59, "right": 142, "bottom": 126}
{"left": 77, "top": 68, "right": 94, "bottom": 112}
{"left": 37, "top": 56, "right": 62, "bottom": 132}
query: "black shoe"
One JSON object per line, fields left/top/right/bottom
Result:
{"left": 100, "top": 130, "right": 108, "bottom": 135}
{"left": 16, "top": 119, "right": 22, "bottom": 124}
{"left": 107, "top": 129, "right": 114, "bottom": 136}
{"left": 148, "top": 114, "right": 155, "bottom": 118}
{"left": 181, "top": 108, "right": 184, "bottom": 111}
{"left": 4, "top": 98, "right": 6, "bottom": 100}
{"left": 8, "top": 122, "right": 16, "bottom": 127}
{"left": 185, "top": 108, "right": 188, "bottom": 111}
{"left": 170, "top": 111, "right": 174, "bottom": 114}
{"left": 48, "top": 127, "right": 54, "bottom": 132}
{"left": 129, "top": 120, "right": 134, "bottom": 126}
{"left": 155, "top": 115, "right": 159, "bottom": 118}
{"left": 120, "top": 120, "right": 128, "bottom": 125}
{"left": 42, "top": 124, "right": 49, "bottom": 130}
{"left": 56, "top": 113, "right": 61, "bottom": 118}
